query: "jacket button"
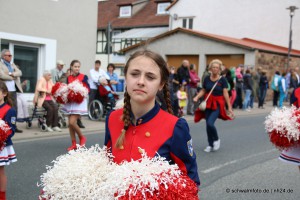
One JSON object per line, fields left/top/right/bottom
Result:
{"left": 138, "top": 148, "right": 144, "bottom": 154}
{"left": 145, "top": 132, "right": 151, "bottom": 137}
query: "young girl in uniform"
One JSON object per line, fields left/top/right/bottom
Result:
{"left": 62, "top": 60, "right": 90, "bottom": 151}
{"left": 104, "top": 50, "right": 200, "bottom": 185}
{"left": 0, "top": 81, "right": 17, "bottom": 200}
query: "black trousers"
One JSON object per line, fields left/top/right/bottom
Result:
{"left": 273, "top": 90, "right": 279, "bottom": 106}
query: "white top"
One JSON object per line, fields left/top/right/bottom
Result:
{"left": 89, "top": 68, "right": 110, "bottom": 89}
{"left": 5, "top": 80, "right": 16, "bottom": 92}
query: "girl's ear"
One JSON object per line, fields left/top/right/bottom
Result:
{"left": 159, "top": 83, "right": 164, "bottom": 91}
{"left": 2, "top": 92, "right": 7, "bottom": 97}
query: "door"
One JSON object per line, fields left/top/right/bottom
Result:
{"left": 166, "top": 55, "right": 199, "bottom": 73}
{"left": 206, "top": 55, "right": 244, "bottom": 69}
{"left": 13, "top": 45, "right": 39, "bottom": 93}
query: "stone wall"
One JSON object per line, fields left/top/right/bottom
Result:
{"left": 255, "top": 51, "right": 300, "bottom": 101}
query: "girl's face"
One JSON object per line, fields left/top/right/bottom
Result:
{"left": 72, "top": 62, "right": 80, "bottom": 74}
{"left": 211, "top": 63, "right": 221, "bottom": 75}
{"left": 0, "top": 90, "right": 7, "bottom": 104}
{"left": 125, "top": 56, "right": 164, "bottom": 105}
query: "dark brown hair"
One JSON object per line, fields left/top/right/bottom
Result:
{"left": 0, "top": 81, "right": 13, "bottom": 107}
{"left": 115, "top": 50, "right": 173, "bottom": 148}
{"left": 107, "top": 63, "right": 116, "bottom": 70}
{"left": 69, "top": 60, "right": 81, "bottom": 73}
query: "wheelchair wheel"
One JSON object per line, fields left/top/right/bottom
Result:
{"left": 62, "top": 121, "right": 67, "bottom": 128}
{"left": 58, "top": 117, "right": 67, "bottom": 128}
{"left": 41, "top": 123, "right": 47, "bottom": 131}
{"left": 88, "top": 100, "right": 104, "bottom": 121}
{"left": 26, "top": 121, "right": 32, "bottom": 129}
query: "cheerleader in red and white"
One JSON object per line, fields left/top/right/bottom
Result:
{"left": 104, "top": 50, "right": 200, "bottom": 190}
{"left": 0, "top": 81, "right": 17, "bottom": 200}
{"left": 279, "top": 87, "right": 300, "bottom": 171}
{"left": 61, "top": 60, "right": 90, "bottom": 151}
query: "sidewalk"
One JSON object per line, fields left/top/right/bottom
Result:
{"left": 13, "top": 101, "right": 282, "bottom": 141}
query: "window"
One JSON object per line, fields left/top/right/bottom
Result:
{"left": 120, "top": 6, "right": 131, "bottom": 17}
{"left": 96, "top": 31, "right": 107, "bottom": 54}
{"left": 182, "top": 18, "right": 193, "bottom": 29}
{"left": 157, "top": 2, "right": 170, "bottom": 14}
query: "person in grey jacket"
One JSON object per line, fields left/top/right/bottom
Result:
{"left": 0, "top": 49, "right": 23, "bottom": 132}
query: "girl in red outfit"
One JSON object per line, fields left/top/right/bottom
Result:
{"left": 104, "top": 50, "right": 200, "bottom": 186}
{"left": 0, "top": 81, "right": 17, "bottom": 200}
{"left": 62, "top": 60, "right": 90, "bottom": 151}
{"left": 193, "top": 59, "right": 234, "bottom": 152}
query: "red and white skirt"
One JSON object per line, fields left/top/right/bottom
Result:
{"left": 279, "top": 146, "right": 300, "bottom": 166}
{"left": 0, "top": 145, "right": 17, "bottom": 166}
{"left": 61, "top": 98, "right": 88, "bottom": 115}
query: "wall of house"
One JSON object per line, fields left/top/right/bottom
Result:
{"left": 0, "top": 0, "right": 97, "bottom": 75}
{"left": 169, "top": 0, "right": 300, "bottom": 50}
{"left": 125, "top": 32, "right": 255, "bottom": 77}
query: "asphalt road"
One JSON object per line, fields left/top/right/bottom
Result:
{"left": 6, "top": 113, "right": 300, "bottom": 200}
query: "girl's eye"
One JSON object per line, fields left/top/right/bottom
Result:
{"left": 147, "top": 76, "right": 155, "bottom": 80}
{"left": 130, "top": 73, "right": 139, "bottom": 77}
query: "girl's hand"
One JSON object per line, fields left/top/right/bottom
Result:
{"left": 227, "top": 107, "right": 234, "bottom": 118}
{"left": 193, "top": 96, "right": 198, "bottom": 102}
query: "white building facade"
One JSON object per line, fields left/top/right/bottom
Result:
{"left": 0, "top": 0, "right": 98, "bottom": 98}
{"left": 169, "top": 0, "right": 300, "bottom": 50}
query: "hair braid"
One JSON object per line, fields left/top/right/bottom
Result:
{"left": 116, "top": 90, "right": 131, "bottom": 148}
{"left": 162, "top": 82, "right": 173, "bottom": 114}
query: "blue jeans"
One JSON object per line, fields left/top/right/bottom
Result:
{"left": 258, "top": 87, "right": 267, "bottom": 107}
{"left": 205, "top": 107, "right": 220, "bottom": 147}
{"left": 279, "top": 91, "right": 286, "bottom": 108}
{"left": 243, "top": 89, "right": 252, "bottom": 110}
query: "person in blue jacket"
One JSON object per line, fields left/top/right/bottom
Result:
{"left": 104, "top": 50, "right": 200, "bottom": 186}
{"left": 0, "top": 81, "right": 17, "bottom": 200}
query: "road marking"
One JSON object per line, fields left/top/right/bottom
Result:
{"left": 201, "top": 149, "right": 277, "bottom": 174}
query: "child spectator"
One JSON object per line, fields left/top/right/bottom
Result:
{"left": 177, "top": 85, "right": 187, "bottom": 117}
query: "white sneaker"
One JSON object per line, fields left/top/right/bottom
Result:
{"left": 213, "top": 139, "right": 221, "bottom": 151}
{"left": 46, "top": 127, "right": 53, "bottom": 132}
{"left": 204, "top": 146, "right": 212, "bottom": 152}
{"left": 52, "top": 126, "right": 62, "bottom": 132}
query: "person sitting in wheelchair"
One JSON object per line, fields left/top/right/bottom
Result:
{"left": 98, "top": 77, "right": 119, "bottom": 107}
{"left": 33, "top": 70, "right": 62, "bottom": 132}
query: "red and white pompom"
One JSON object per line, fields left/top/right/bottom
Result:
{"left": 67, "top": 80, "right": 88, "bottom": 104}
{"left": 0, "top": 119, "right": 12, "bottom": 151}
{"left": 38, "top": 145, "right": 117, "bottom": 200}
{"left": 38, "top": 146, "right": 199, "bottom": 200}
{"left": 265, "top": 106, "right": 300, "bottom": 150}
{"left": 112, "top": 149, "right": 199, "bottom": 200}
{"left": 51, "top": 82, "right": 68, "bottom": 104}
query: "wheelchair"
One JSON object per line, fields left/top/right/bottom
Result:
{"left": 23, "top": 103, "right": 67, "bottom": 131}
{"left": 88, "top": 85, "right": 119, "bottom": 121}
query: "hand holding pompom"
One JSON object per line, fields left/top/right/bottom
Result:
{"left": 0, "top": 119, "right": 12, "bottom": 151}
{"left": 265, "top": 106, "right": 300, "bottom": 150}
{"left": 51, "top": 82, "right": 68, "bottom": 104}
{"left": 38, "top": 146, "right": 199, "bottom": 200}
{"left": 67, "top": 80, "right": 88, "bottom": 104}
